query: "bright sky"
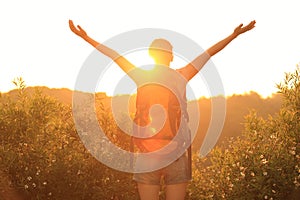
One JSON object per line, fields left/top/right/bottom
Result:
{"left": 0, "top": 0, "right": 299, "bottom": 98}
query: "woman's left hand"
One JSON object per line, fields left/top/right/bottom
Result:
{"left": 233, "top": 20, "right": 256, "bottom": 36}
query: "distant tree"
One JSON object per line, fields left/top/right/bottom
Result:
{"left": 192, "top": 92, "right": 282, "bottom": 152}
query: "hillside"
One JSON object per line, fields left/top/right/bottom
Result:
{"left": 3, "top": 87, "right": 282, "bottom": 151}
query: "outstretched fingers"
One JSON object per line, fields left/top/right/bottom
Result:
{"left": 245, "top": 20, "right": 256, "bottom": 30}
{"left": 69, "top": 20, "right": 77, "bottom": 32}
{"left": 68, "top": 20, "right": 87, "bottom": 38}
{"left": 235, "top": 20, "right": 256, "bottom": 35}
{"left": 242, "top": 20, "right": 255, "bottom": 27}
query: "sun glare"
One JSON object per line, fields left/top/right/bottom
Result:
{"left": 95, "top": 49, "right": 216, "bottom": 99}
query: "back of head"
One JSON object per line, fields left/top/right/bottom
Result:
{"left": 148, "top": 38, "right": 173, "bottom": 57}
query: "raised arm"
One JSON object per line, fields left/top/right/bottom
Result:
{"left": 69, "top": 20, "right": 136, "bottom": 74}
{"left": 180, "top": 20, "right": 256, "bottom": 81}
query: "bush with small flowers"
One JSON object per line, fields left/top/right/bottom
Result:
{"left": 189, "top": 65, "right": 300, "bottom": 199}
{"left": 0, "top": 78, "right": 138, "bottom": 200}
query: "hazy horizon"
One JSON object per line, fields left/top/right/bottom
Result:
{"left": 1, "top": 82, "right": 282, "bottom": 100}
{"left": 1, "top": 0, "right": 299, "bottom": 100}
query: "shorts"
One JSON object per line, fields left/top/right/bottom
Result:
{"left": 133, "top": 153, "right": 191, "bottom": 185}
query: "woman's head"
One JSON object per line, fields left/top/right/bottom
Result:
{"left": 149, "top": 38, "right": 173, "bottom": 66}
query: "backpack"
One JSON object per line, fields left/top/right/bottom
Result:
{"left": 130, "top": 66, "right": 191, "bottom": 176}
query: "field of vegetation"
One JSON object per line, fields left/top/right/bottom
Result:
{"left": 0, "top": 66, "right": 299, "bottom": 199}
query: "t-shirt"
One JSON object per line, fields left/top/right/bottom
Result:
{"left": 132, "top": 66, "right": 187, "bottom": 152}
{"left": 131, "top": 51, "right": 210, "bottom": 152}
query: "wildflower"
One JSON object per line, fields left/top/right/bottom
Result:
{"left": 264, "top": 195, "right": 268, "bottom": 199}
{"left": 263, "top": 171, "right": 268, "bottom": 176}
{"left": 270, "top": 134, "right": 276, "bottom": 139}
{"left": 289, "top": 150, "right": 296, "bottom": 155}
{"left": 32, "top": 183, "right": 36, "bottom": 188}
{"left": 294, "top": 178, "right": 300, "bottom": 187}
{"left": 27, "top": 176, "right": 32, "bottom": 181}
{"left": 43, "top": 181, "right": 47, "bottom": 185}
{"left": 261, "top": 158, "right": 268, "bottom": 164}
{"left": 260, "top": 155, "right": 264, "bottom": 159}
{"left": 24, "top": 185, "right": 29, "bottom": 189}
{"left": 251, "top": 172, "right": 255, "bottom": 176}
{"left": 272, "top": 189, "right": 276, "bottom": 193}
{"left": 240, "top": 172, "right": 245, "bottom": 178}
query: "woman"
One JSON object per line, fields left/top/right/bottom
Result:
{"left": 69, "top": 20, "right": 255, "bottom": 200}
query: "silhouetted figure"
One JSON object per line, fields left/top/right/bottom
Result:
{"left": 69, "top": 19, "right": 255, "bottom": 200}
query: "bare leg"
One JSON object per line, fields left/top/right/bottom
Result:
{"left": 137, "top": 183, "right": 160, "bottom": 200}
{"left": 165, "top": 182, "right": 188, "bottom": 200}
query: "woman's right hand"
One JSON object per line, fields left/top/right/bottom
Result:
{"left": 69, "top": 20, "right": 88, "bottom": 38}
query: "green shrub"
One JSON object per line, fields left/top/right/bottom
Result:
{"left": 1, "top": 64, "right": 299, "bottom": 199}
{"left": 189, "top": 65, "right": 299, "bottom": 199}
{"left": 0, "top": 78, "right": 138, "bottom": 200}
